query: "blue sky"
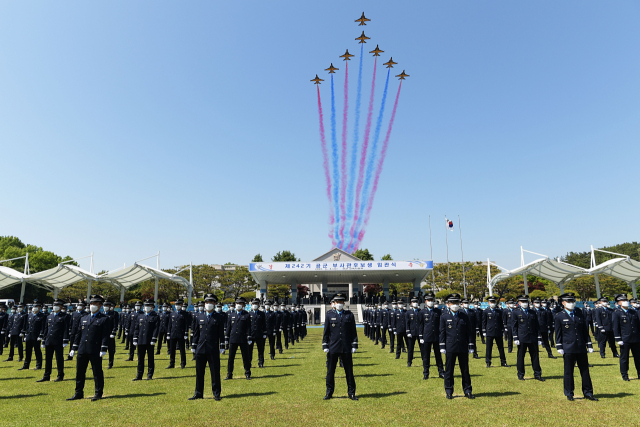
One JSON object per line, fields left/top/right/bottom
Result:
{"left": 1, "top": 1, "right": 639, "bottom": 272}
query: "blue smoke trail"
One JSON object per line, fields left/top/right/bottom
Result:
{"left": 353, "top": 69, "right": 390, "bottom": 241}
{"left": 330, "top": 74, "right": 340, "bottom": 245}
{"left": 345, "top": 44, "right": 364, "bottom": 251}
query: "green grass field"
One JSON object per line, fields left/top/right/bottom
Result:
{"left": 0, "top": 328, "right": 637, "bottom": 427}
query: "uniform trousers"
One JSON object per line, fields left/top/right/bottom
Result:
{"left": 24, "top": 340, "right": 42, "bottom": 368}
{"left": 516, "top": 342, "right": 541, "bottom": 378}
{"left": 169, "top": 338, "right": 187, "bottom": 367}
{"left": 137, "top": 344, "right": 155, "bottom": 378}
{"left": 8, "top": 335, "right": 23, "bottom": 359}
{"left": 619, "top": 342, "right": 640, "bottom": 377}
{"left": 227, "top": 343, "right": 251, "bottom": 377}
{"left": 326, "top": 352, "right": 355, "bottom": 395}
{"left": 422, "top": 341, "right": 444, "bottom": 375}
{"left": 195, "top": 352, "right": 221, "bottom": 397}
{"left": 598, "top": 331, "right": 619, "bottom": 357}
{"left": 444, "top": 351, "right": 472, "bottom": 395}
{"left": 43, "top": 344, "right": 64, "bottom": 379}
{"left": 485, "top": 336, "right": 507, "bottom": 364}
{"left": 562, "top": 352, "right": 593, "bottom": 397}
{"left": 75, "top": 354, "right": 104, "bottom": 396}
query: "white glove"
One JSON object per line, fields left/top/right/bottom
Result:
{"left": 133, "top": 341, "right": 138, "bottom": 346}
{"left": 1, "top": 331, "right": 4, "bottom": 334}
{"left": 351, "top": 348, "right": 356, "bottom": 353}
{"left": 41, "top": 344, "right": 45, "bottom": 349}
{"left": 99, "top": 351, "right": 106, "bottom": 358}
{"left": 588, "top": 348, "right": 593, "bottom": 353}
{"left": 279, "top": 328, "right": 282, "bottom": 332}
{"left": 23, "top": 338, "right": 26, "bottom": 342}
{"left": 440, "top": 349, "right": 446, "bottom": 354}
{"left": 110, "top": 335, "right": 115, "bottom": 338}
{"left": 407, "top": 333, "right": 412, "bottom": 338}
{"left": 263, "top": 335, "right": 266, "bottom": 339}
{"left": 191, "top": 348, "right": 195, "bottom": 353}
{"left": 219, "top": 349, "right": 225, "bottom": 354}
{"left": 469, "top": 349, "right": 474, "bottom": 354}
{"left": 125, "top": 332, "right": 128, "bottom": 336}
{"left": 63, "top": 343, "right": 68, "bottom": 348}
{"left": 601, "top": 329, "right": 605, "bottom": 333}
{"left": 37, "top": 337, "right": 42, "bottom": 341}
{"left": 69, "top": 350, "right": 75, "bottom": 357}
{"left": 514, "top": 340, "right": 520, "bottom": 345}
{"left": 557, "top": 349, "right": 564, "bottom": 355}
{"left": 248, "top": 341, "right": 252, "bottom": 345}
{"left": 617, "top": 341, "right": 624, "bottom": 346}
{"left": 19, "top": 333, "right": 24, "bottom": 337}
{"left": 419, "top": 339, "right": 424, "bottom": 344}
{"left": 184, "top": 336, "right": 188, "bottom": 340}
{"left": 324, "top": 349, "right": 329, "bottom": 353}
{"left": 483, "top": 333, "right": 486, "bottom": 336}
{"left": 394, "top": 332, "right": 397, "bottom": 335}
{"left": 538, "top": 341, "right": 543, "bottom": 346}
{"left": 272, "top": 333, "right": 276, "bottom": 336}
{"left": 150, "top": 341, "right": 156, "bottom": 346}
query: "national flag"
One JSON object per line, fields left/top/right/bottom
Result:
{"left": 445, "top": 218, "right": 454, "bottom": 231}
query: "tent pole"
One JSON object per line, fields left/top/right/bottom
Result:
{"left": 154, "top": 278, "right": 159, "bottom": 309}
{"left": 594, "top": 274, "right": 601, "bottom": 298}
{"left": 188, "top": 262, "right": 193, "bottom": 307}
{"left": 53, "top": 288, "right": 59, "bottom": 299}
{"left": 19, "top": 279, "right": 26, "bottom": 303}
{"left": 120, "top": 287, "right": 125, "bottom": 305}
{"left": 87, "top": 279, "right": 92, "bottom": 301}
{"left": 630, "top": 281, "right": 637, "bottom": 299}
{"left": 523, "top": 273, "right": 529, "bottom": 296}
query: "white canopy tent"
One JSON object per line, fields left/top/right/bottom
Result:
{"left": 587, "top": 246, "right": 640, "bottom": 299}
{"left": 28, "top": 264, "right": 98, "bottom": 299}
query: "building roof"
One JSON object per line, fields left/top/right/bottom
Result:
{"left": 313, "top": 248, "right": 361, "bottom": 262}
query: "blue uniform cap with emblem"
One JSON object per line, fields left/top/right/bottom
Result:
{"left": 143, "top": 299, "right": 155, "bottom": 306}
{"left": 446, "top": 293, "right": 461, "bottom": 303}
{"left": 516, "top": 295, "right": 528, "bottom": 302}
{"left": 89, "top": 294, "right": 104, "bottom": 304}
{"left": 52, "top": 299, "right": 64, "bottom": 306}
{"left": 204, "top": 293, "right": 218, "bottom": 303}
{"left": 32, "top": 299, "right": 42, "bottom": 307}
{"left": 333, "top": 293, "right": 346, "bottom": 302}
{"left": 558, "top": 293, "right": 576, "bottom": 303}
{"left": 235, "top": 297, "right": 247, "bottom": 305}
{"left": 614, "top": 294, "right": 627, "bottom": 303}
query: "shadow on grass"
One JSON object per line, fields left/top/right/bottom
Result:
{"left": 355, "top": 373, "right": 392, "bottom": 378}
{"left": 541, "top": 376, "right": 563, "bottom": 380}
{"left": 256, "top": 374, "right": 293, "bottom": 379}
{"left": 105, "top": 392, "right": 166, "bottom": 399}
{"left": 264, "top": 364, "right": 300, "bottom": 368}
{"left": 353, "top": 363, "right": 378, "bottom": 367}
{"left": 474, "top": 391, "right": 520, "bottom": 398}
{"left": 225, "top": 392, "right": 276, "bottom": 399}
{"left": 357, "top": 391, "right": 407, "bottom": 399}
{"left": 155, "top": 376, "right": 196, "bottom": 380}
{"left": 0, "top": 393, "right": 46, "bottom": 399}
{"left": 0, "top": 377, "right": 34, "bottom": 381}
{"left": 595, "top": 392, "right": 633, "bottom": 399}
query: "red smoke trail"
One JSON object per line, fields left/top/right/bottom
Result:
{"left": 317, "top": 85, "right": 336, "bottom": 245}
{"left": 347, "top": 57, "right": 377, "bottom": 252}
{"left": 354, "top": 81, "right": 402, "bottom": 250}
{"left": 338, "top": 62, "right": 349, "bottom": 248}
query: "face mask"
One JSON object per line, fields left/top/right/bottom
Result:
{"left": 534, "top": 303, "right": 540, "bottom": 308}
{"left": 426, "top": 301, "right": 434, "bottom": 308}
{"left": 462, "top": 304, "right": 469, "bottom": 309}
{"left": 542, "top": 303, "right": 547, "bottom": 307}
{"left": 53, "top": 306, "right": 61, "bottom": 312}
{"left": 181, "top": 306, "right": 186, "bottom": 311}
{"left": 251, "top": 304, "right": 258, "bottom": 310}
{"left": 383, "top": 305, "right": 389, "bottom": 310}
{"left": 449, "top": 304, "right": 460, "bottom": 312}
{"left": 621, "top": 301, "right": 630, "bottom": 308}
{"left": 144, "top": 306, "right": 153, "bottom": 313}
{"left": 398, "top": 305, "right": 404, "bottom": 310}
{"left": 392, "top": 305, "right": 397, "bottom": 309}
{"left": 565, "top": 302, "right": 575, "bottom": 310}
{"left": 32, "top": 307, "right": 39, "bottom": 313}
{"left": 202, "top": 303, "right": 213, "bottom": 312}
{"left": 175, "top": 306, "right": 182, "bottom": 311}
{"left": 265, "top": 305, "right": 270, "bottom": 310}
{"left": 215, "top": 307, "right": 222, "bottom": 312}
{"left": 489, "top": 303, "right": 496, "bottom": 309}
{"left": 412, "top": 303, "right": 418, "bottom": 308}
{"left": 236, "top": 304, "right": 244, "bottom": 311}
{"left": 280, "top": 307, "right": 285, "bottom": 311}
{"left": 135, "top": 306, "right": 141, "bottom": 311}
{"left": 90, "top": 305, "right": 100, "bottom": 313}
{"left": 335, "top": 303, "right": 344, "bottom": 311}
{"left": 520, "top": 303, "right": 529, "bottom": 309}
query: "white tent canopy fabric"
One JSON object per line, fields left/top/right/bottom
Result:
{"left": 28, "top": 264, "right": 98, "bottom": 290}
{"left": 98, "top": 264, "right": 191, "bottom": 290}
{"left": 488, "top": 258, "right": 588, "bottom": 295}
{"left": 0, "top": 266, "right": 27, "bottom": 290}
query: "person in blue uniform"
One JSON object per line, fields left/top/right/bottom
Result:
{"left": 121, "top": 305, "right": 130, "bottom": 347}
{"left": 264, "top": 300, "right": 277, "bottom": 360}
{"left": 322, "top": 293, "right": 358, "bottom": 401}
{"left": 554, "top": 293, "right": 598, "bottom": 401}
{"left": 5, "top": 302, "right": 26, "bottom": 362}
{"left": 132, "top": 299, "right": 159, "bottom": 381}
{"left": 502, "top": 299, "right": 516, "bottom": 353}
{"left": 155, "top": 303, "right": 169, "bottom": 355}
{"left": 67, "top": 295, "right": 110, "bottom": 401}
{"left": 405, "top": 297, "right": 421, "bottom": 367}
{"left": 68, "top": 302, "right": 86, "bottom": 361}
{"left": 19, "top": 299, "right": 46, "bottom": 371}
{"left": 393, "top": 300, "right": 407, "bottom": 360}
{"left": 167, "top": 299, "right": 189, "bottom": 369}
{"left": 612, "top": 293, "right": 640, "bottom": 381}
{"left": 225, "top": 297, "right": 253, "bottom": 380}
{"left": 388, "top": 301, "right": 397, "bottom": 353}
{"left": 103, "top": 301, "right": 118, "bottom": 369}
{"left": 461, "top": 299, "right": 480, "bottom": 359}
{"left": 275, "top": 303, "right": 284, "bottom": 354}
{"left": 189, "top": 293, "right": 226, "bottom": 401}
{"left": 419, "top": 292, "right": 444, "bottom": 379}
{"left": 0, "top": 303, "right": 8, "bottom": 355}
{"left": 37, "top": 299, "right": 70, "bottom": 382}
{"left": 532, "top": 297, "right": 556, "bottom": 359}
{"left": 594, "top": 297, "right": 619, "bottom": 358}
{"left": 126, "top": 301, "right": 142, "bottom": 362}
{"left": 482, "top": 296, "right": 510, "bottom": 368}
{"left": 249, "top": 298, "right": 266, "bottom": 368}
{"left": 439, "top": 293, "right": 474, "bottom": 399}
{"left": 512, "top": 295, "right": 544, "bottom": 381}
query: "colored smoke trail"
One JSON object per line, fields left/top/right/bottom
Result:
{"left": 330, "top": 74, "right": 340, "bottom": 245}
{"left": 354, "top": 81, "right": 403, "bottom": 250}
{"left": 338, "top": 61, "right": 349, "bottom": 249}
{"left": 316, "top": 85, "right": 335, "bottom": 243}
{"left": 345, "top": 44, "right": 364, "bottom": 250}
{"left": 347, "top": 57, "right": 377, "bottom": 252}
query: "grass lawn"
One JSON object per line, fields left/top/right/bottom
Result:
{"left": 0, "top": 328, "right": 637, "bottom": 427}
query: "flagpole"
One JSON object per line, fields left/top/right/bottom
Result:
{"left": 459, "top": 215, "right": 466, "bottom": 298}
{"left": 429, "top": 215, "right": 434, "bottom": 292}
{"left": 445, "top": 215, "right": 450, "bottom": 292}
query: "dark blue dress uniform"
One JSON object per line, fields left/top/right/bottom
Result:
{"left": 249, "top": 306, "right": 266, "bottom": 368}
{"left": 127, "top": 307, "right": 142, "bottom": 360}
{"left": 190, "top": 307, "right": 225, "bottom": 400}
{"left": 20, "top": 309, "right": 46, "bottom": 370}
{"left": 502, "top": 306, "right": 515, "bottom": 352}
{"left": 69, "top": 305, "right": 110, "bottom": 400}
{"left": 388, "top": 307, "right": 398, "bottom": 352}
{"left": 393, "top": 308, "right": 408, "bottom": 359}
{"left": 594, "top": 303, "right": 619, "bottom": 358}
{"left": 39, "top": 308, "right": 70, "bottom": 381}
{"left": 419, "top": 306, "right": 444, "bottom": 378}
{"left": 439, "top": 306, "right": 474, "bottom": 398}
{"left": 379, "top": 307, "right": 389, "bottom": 348}
{"left": 322, "top": 306, "right": 358, "bottom": 399}
{"left": 482, "top": 306, "right": 508, "bottom": 366}
{"left": 275, "top": 308, "right": 284, "bottom": 353}
{"left": 156, "top": 306, "right": 171, "bottom": 355}
{"left": 132, "top": 306, "right": 159, "bottom": 380}
{"left": 282, "top": 308, "right": 292, "bottom": 349}
{"left": 534, "top": 305, "right": 555, "bottom": 358}
{"left": 405, "top": 306, "right": 421, "bottom": 367}
{"left": 167, "top": 306, "right": 189, "bottom": 369}
{"left": 6, "top": 308, "right": 26, "bottom": 361}
{"left": 105, "top": 306, "right": 118, "bottom": 368}
{"left": 225, "top": 306, "right": 253, "bottom": 379}
{"left": 69, "top": 307, "right": 86, "bottom": 359}
{"left": 612, "top": 305, "right": 640, "bottom": 380}
{"left": 265, "top": 306, "right": 277, "bottom": 359}
{"left": 554, "top": 305, "right": 596, "bottom": 400}
{"left": 0, "top": 307, "right": 7, "bottom": 354}
{"left": 511, "top": 305, "right": 543, "bottom": 380}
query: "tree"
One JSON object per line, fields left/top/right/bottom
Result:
{"left": 390, "top": 282, "right": 412, "bottom": 297}
{"left": 363, "top": 284, "right": 382, "bottom": 295}
{"left": 352, "top": 248, "right": 374, "bottom": 261}
{"left": 297, "top": 284, "right": 309, "bottom": 297}
{"left": 529, "top": 289, "right": 547, "bottom": 300}
{"left": 272, "top": 251, "right": 299, "bottom": 262}
{"left": 435, "top": 290, "right": 449, "bottom": 300}
{"left": 267, "top": 284, "right": 290, "bottom": 299}
{"left": 252, "top": 254, "right": 263, "bottom": 262}
{"left": 381, "top": 254, "right": 393, "bottom": 261}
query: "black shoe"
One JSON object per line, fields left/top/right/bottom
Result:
{"left": 486, "top": 363, "right": 491, "bottom": 368}
{"left": 381, "top": 345, "right": 385, "bottom": 349}
{"left": 36, "top": 377, "right": 49, "bottom": 382}
{"left": 323, "top": 393, "right": 332, "bottom": 400}
{"left": 180, "top": 365, "right": 186, "bottom": 369}
{"left": 125, "top": 358, "right": 133, "bottom": 362}
{"left": 501, "top": 363, "right": 511, "bottom": 368}
{"left": 465, "top": 393, "right": 475, "bottom": 399}
{"left": 188, "top": 394, "right": 203, "bottom": 400}
{"left": 402, "top": 349, "right": 406, "bottom": 353}
{"left": 132, "top": 377, "right": 142, "bottom": 381}
{"left": 348, "top": 394, "right": 358, "bottom": 401}
{"left": 548, "top": 354, "right": 557, "bottom": 359}
{"left": 67, "top": 393, "right": 84, "bottom": 401}
{"left": 17, "top": 366, "right": 28, "bottom": 371}
{"left": 473, "top": 354, "right": 479, "bottom": 359}
{"left": 389, "top": 349, "right": 394, "bottom": 353}
{"left": 34, "top": 366, "right": 41, "bottom": 370}
{"left": 395, "top": 355, "right": 400, "bottom": 359}
{"left": 518, "top": 376, "right": 525, "bottom": 381}
{"left": 166, "top": 365, "right": 174, "bottom": 369}
{"left": 588, "top": 364, "right": 594, "bottom": 368}
{"left": 622, "top": 376, "right": 630, "bottom": 381}
{"left": 279, "top": 350, "right": 283, "bottom": 354}
{"left": 107, "top": 364, "right": 113, "bottom": 370}
{"left": 224, "top": 374, "right": 232, "bottom": 380}
{"left": 146, "top": 376, "right": 153, "bottom": 380}
{"left": 91, "top": 394, "right": 102, "bottom": 401}
{"left": 155, "top": 352, "right": 160, "bottom": 355}
{"left": 567, "top": 396, "right": 574, "bottom": 401}
{"left": 245, "top": 374, "right": 251, "bottom": 380}
{"left": 407, "top": 362, "right": 411, "bottom": 367}
{"left": 54, "top": 377, "right": 64, "bottom": 382}
{"left": 600, "top": 355, "right": 605, "bottom": 359}
{"left": 423, "top": 374, "right": 429, "bottom": 380}
{"left": 585, "top": 395, "right": 599, "bottom": 401}
{"left": 258, "top": 363, "right": 263, "bottom": 368}
{"left": 613, "top": 354, "right": 620, "bottom": 358}
{"left": 508, "top": 350, "right": 512, "bottom": 353}
{"left": 17, "top": 358, "right": 22, "bottom": 362}
{"left": 446, "top": 393, "right": 453, "bottom": 400}
{"left": 439, "top": 372, "right": 445, "bottom": 379}
{"left": 3, "top": 358, "right": 12, "bottom": 362}
{"left": 65, "top": 357, "right": 73, "bottom": 361}
{"left": 535, "top": 377, "right": 546, "bottom": 382}
{"left": 270, "top": 356, "right": 275, "bottom": 360}
{"left": 124, "top": 347, "right": 129, "bottom": 351}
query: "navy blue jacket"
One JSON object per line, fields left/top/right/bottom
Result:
{"left": 191, "top": 311, "right": 225, "bottom": 354}
{"left": 393, "top": 310, "right": 407, "bottom": 334}
{"left": 168, "top": 310, "right": 189, "bottom": 340}
{"left": 322, "top": 309, "right": 358, "bottom": 354}
{"left": 0, "top": 312, "right": 7, "bottom": 335}
{"left": 73, "top": 312, "right": 110, "bottom": 355}
{"left": 9, "top": 312, "right": 26, "bottom": 336}
{"left": 106, "top": 311, "right": 118, "bottom": 336}
{"left": 380, "top": 309, "right": 390, "bottom": 329}
{"left": 439, "top": 309, "right": 474, "bottom": 353}
{"left": 250, "top": 310, "right": 266, "bottom": 338}
{"left": 133, "top": 311, "right": 159, "bottom": 345}
{"left": 554, "top": 309, "right": 593, "bottom": 353}
{"left": 594, "top": 307, "right": 614, "bottom": 332}
{"left": 24, "top": 312, "right": 47, "bottom": 341}
{"left": 406, "top": 308, "right": 422, "bottom": 336}
{"left": 43, "top": 312, "right": 70, "bottom": 346}
{"left": 482, "top": 308, "right": 504, "bottom": 338}
{"left": 225, "top": 309, "right": 252, "bottom": 344}
{"left": 511, "top": 308, "right": 540, "bottom": 344}
{"left": 265, "top": 311, "right": 277, "bottom": 335}
{"left": 419, "top": 307, "right": 441, "bottom": 343}
{"left": 465, "top": 308, "right": 478, "bottom": 334}
{"left": 613, "top": 308, "right": 640, "bottom": 344}
{"left": 71, "top": 311, "right": 87, "bottom": 337}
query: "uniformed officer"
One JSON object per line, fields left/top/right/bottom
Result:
{"left": 264, "top": 300, "right": 277, "bottom": 360}
{"left": 292, "top": 305, "right": 300, "bottom": 343}
{"left": 405, "top": 297, "right": 421, "bottom": 367}
{"left": 116, "top": 304, "right": 124, "bottom": 341}
{"left": 19, "top": 299, "right": 46, "bottom": 371}
{"left": 103, "top": 301, "right": 118, "bottom": 369}
{"left": 554, "top": 293, "right": 598, "bottom": 401}
{"left": 533, "top": 298, "right": 556, "bottom": 359}
{"left": 388, "top": 300, "right": 397, "bottom": 353}
{"left": 249, "top": 298, "right": 266, "bottom": 368}
{"left": 68, "top": 302, "right": 86, "bottom": 361}
{"left": 0, "top": 303, "right": 8, "bottom": 355}
{"left": 37, "top": 299, "right": 70, "bottom": 382}
{"left": 542, "top": 299, "right": 555, "bottom": 346}
{"left": 4, "top": 302, "right": 26, "bottom": 362}
{"left": 225, "top": 297, "right": 253, "bottom": 380}
{"left": 67, "top": 295, "right": 110, "bottom": 401}
{"left": 126, "top": 301, "right": 143, "bottom": 362}
{"left": 322, "top": 293, "right": 358, "bottom": 401}
{"left": 612, "top": 293, "right": 640, "bottom": 381}
{"left": 120, "top": 305, "right": 130, "bottom": 346}
{"left": 461, "top": 299, "right": 479, "bottom": 359}
{"left": 167, "top": 299, "right": 189, "bottom": 369}
{"left": 379, "top": 301, "right": 389, "bottom": 349}
{"left": 419, "top": 292, "right": 444, "bottom": 379}
{"left": 189, "top": 293, "right": 225, "bottom": 401}
{"left": 476, "top": 303, "right": 485, "bottom": 345}
{"left": 594, "top": 297, "right": 619, "bottom": 359}
{"left": 482, "top": 296, "right": 510, "bottom": 368}
{"left": 512, "top": 295, "right": 544, "bottom": 381}
{"left": 132, "top": 299, "right": 158, "bottom": 381}
{"left": 502, "top": 298, "right": 516, "bottom": 353}
{"left": 275, "top": 303, "right": 284, "bottom": 354}
{"left": 393, "top": 300, "right": 408, "bottom": 360}
{"left": 281, "top": 303, "right": 291, "bottom": 350}
{"left": 439, "top": 294, "right": 474, "bottom": 399}
{"left": 156, "top": 303, "right": 169, "bottom": 355}
{"left": 288, "top": 305, "right": 296, "bottom": 346}
{"left": 190, "top": 302, "right": 204, "bottom": 361}
{"left": 300, "top": 304, "right": 308, "bottom": 339}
